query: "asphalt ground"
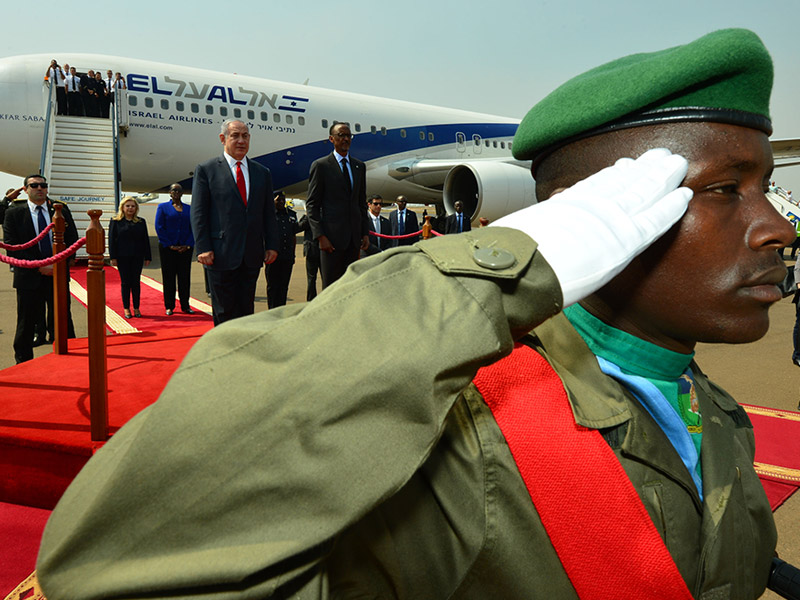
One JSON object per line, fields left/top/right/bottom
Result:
{"left": 1, "top": 204, "right": 798, "bottom": 595}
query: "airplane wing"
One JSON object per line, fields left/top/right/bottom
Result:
{"left": 771, "top": 138, "right": 800, "bottom": 168}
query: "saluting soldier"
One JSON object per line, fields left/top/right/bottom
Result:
{"left": 37, "top": 29, "right": 790, "bottom": 600}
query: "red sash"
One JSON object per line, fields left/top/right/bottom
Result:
{"left": 473, "top": 343, "right": 694, "bottom": 599}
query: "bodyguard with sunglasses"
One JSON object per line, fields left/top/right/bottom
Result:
{"left": 3, "top": 175, "right": 78, "bottom": 363}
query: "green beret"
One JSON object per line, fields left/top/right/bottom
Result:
{"left": 513, "top": 29, "right": 774, "bottom": 170}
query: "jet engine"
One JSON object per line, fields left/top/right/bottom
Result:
{"left": 442, "top": 161, "right": 536, "bottom": 223}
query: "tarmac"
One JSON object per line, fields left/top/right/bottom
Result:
{"left": 0, "top": 203, "right": 798, "bottom": 596}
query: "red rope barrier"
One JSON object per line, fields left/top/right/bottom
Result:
{"left": 0, "top": 222, "right": 54, "bottom": 250}
{"left": 0, "top": 237, "right": 87, "bottom": 268}
{"left": 369, "top": 229, "right": 442, "bottom": 239}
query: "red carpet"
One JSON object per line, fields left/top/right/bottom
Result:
{"left": 0, "top": 325, "right": 211, "bottom": 510}
{"left": 69, "top": 266, "right": 212, "bottom": 334}
{"left": 0, "top": 502, "right": 49, "bottom": 595}
{"left": 743, "top": 404, "right": 800, "bottom": 510}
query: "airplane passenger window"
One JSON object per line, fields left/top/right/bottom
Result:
{"left": 500, "top": 142, "right": 506, "bottom": 149}
{"left": 273, "top": 114, "right": 280, "bottom": 123}
{"left": 145, "top": 97, "right": 154, "bottom": 108}
{"left": 220, "top": 107, "right": 228, "bottom": 117}
{"left": 233, "top": 108, "right": 241, "bottom": 118}
{"left": 298, "top": 116, "right": 305, "bottom": 126}
{"left": 354, "top": 123, "right": 361, "bottom": 132}
{"left": 493, "top": 141, "right": 498, "bottom": 148}
{"left": 262, "top": 112, "right": 269, "bottom": 121}
{"left": 176, "top": 101, "right": 184, "bottom": 112}
{"left": 322, "top": 119, "right": 328, "bottom": 129}
{"left": 371, "top": 125, "right": 377, "bottom": 134}
{"left": 400, "top": 129, "right": 406, "bottom": 138}
{"left": 286, "top": 115, "right": 293, "bottom": 124}
{"left": 419, "top": 131, "right": 425, "bottom": 140}
{"left": 247, "top": 110, "right": 255, "bottom": 120}
{"left": 161, "top": 99, "right": 169, "bottom": 110}
{"left": 428, "top": 132, "right": 434, "bottom": 141}
{"left": 473, "top": 134, "right": 480, "bottom": 146}
{"left": 191, "top": 103, "right": 199, "bottom": 113}
{"left": 129, "top": 96, "right": 138, "bottom": 106}
{"left": 508, "top": 142, "right": 512, "bottom": 150}
{"left": 205, "top": 105, "right": 213, "bottom": 115}
{"left": 485, "top": 140, "right": 490, "bottom": 147}
{"left": 381, "top": 127, "right": 387, "bottom": 136}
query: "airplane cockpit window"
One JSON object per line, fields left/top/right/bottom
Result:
{"left": 220, "top": 107, "right": 228, "bottom": 117}
{"left": 191, "top": 103, "right": 199, "bottom": 113}
{"left": 160, "top": 99, "right": 169, "bottom": 110}
{"left": 286, "top": 115, "right": 293, "bottom": 124}
{"left": 144, "top": 97, "right": 154, "bottom": 108}
{"left": 176, "top": 101, "right": 184, "bottom": 112}
{"left": 129, "top": 96, "right": 138, "bottom": 107}
{"left": 233, "top": 108, "right": 241, "bottom": 118}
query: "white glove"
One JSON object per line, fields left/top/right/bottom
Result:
{"left": 493, "top": 148, "right": 692, "bottom": 307}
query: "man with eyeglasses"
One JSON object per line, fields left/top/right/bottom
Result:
{"left": 306, "top": 122, "right": 370, "bottom": 288}
{"left": 3, "top": 175, "right": 78, "bottom": 363}
{"left": 362, "top": 194, "right": 392, "bottom": 256}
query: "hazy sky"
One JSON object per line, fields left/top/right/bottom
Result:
{"left": 1, "top": 0, "right": 798, "bottom": 194}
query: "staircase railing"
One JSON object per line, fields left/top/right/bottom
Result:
{"left": 39, "top": 80, "right": 57, "bottom": 180}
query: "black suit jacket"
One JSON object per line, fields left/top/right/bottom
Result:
{"left": 363, "top": 214, "right": 392, "bottom": 256}
{"left": 444, "top": 212, "right": 472, "bottom": 234}
{"left": 191, "top": 155, "right": 278, "bottom": 271}
{"left": 306, "top": 153, "right": 369, "bottom": 250}
{"left": 389, "top": 209, "right": 420, "bottom": 246}
{"left": 3, "top": 199, "right": 78, "bottom": 290}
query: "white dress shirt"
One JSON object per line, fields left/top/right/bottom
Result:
{"left": 223, "top": 152, "right": 249, "bottom": 200}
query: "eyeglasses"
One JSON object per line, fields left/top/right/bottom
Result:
{"left": 27, "top": 183, "right": 48, "bottom": 189}
{"left": 333, "top": 133, "right": 352, "bottom": 139}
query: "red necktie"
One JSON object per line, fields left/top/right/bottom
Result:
{"left": 236, "top": 161, "right": 247, "bottom": 206}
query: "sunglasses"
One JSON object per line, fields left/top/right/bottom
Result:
{"left": 27, "top": 183, "right": 48, "bottom": 189}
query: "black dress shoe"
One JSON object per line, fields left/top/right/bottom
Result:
{"left": 181, "top": 307, "right": 195, "bottom": 314}
{"left": 32, "top": 335, "right": 48, "bottom": 347}
{"left": 166, "top": 309, "right": 173, "bottom": 316}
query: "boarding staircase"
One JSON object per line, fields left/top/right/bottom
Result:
{"left": 39, "top": 81, "right": 127, "bottom": 256}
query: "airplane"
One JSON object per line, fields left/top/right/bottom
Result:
{"left": 0, "top": 53, "right": 533, "bottom": 225}
{"left": 1, "top": 53, "right": 799, "bottom": 228}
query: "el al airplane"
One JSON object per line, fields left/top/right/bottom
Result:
{"left": 0, "top": 53, "right": 534, "bottom": 224}
{"left": 1, "top": 53, "right": 799, "bottom": 225}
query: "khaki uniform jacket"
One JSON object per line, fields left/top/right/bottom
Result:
{"left": 36, "top": 228, "right": 776, "bottom": 599}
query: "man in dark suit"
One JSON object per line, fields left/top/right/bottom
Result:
{"left": 362, "top": 194, "right": 392, "bottom": 257}
{"left": 444, "top": 201, "right": 472, "bottom": 234}
{"left": 3, "top": 175, "right": 78, "bottom": 363}
{"left": 389, "top": 195, "right": 420, "bottom": 246}
{"left": 306, "top": 122, "right": 369, "bottom": 289}
{"left": 191, "top": 119, "right": 279, "bottom": 325}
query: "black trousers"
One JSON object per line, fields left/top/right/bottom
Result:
{"left": 14, "top": 285, "right": 49, "bottom": 364}
{"left": 55, "top": 87, "right": 67, "bottom": 115}
{"left": 159, "top": 245, "right": 193, "bottom": 310}
{"left": 265, "top": 259, "right": 294, "bottom": 309}
{"left": 117, "top": 256, "right": 144, "bottom": 309}
{"left": 206, "top": 262, "right": 261, "bottom": 326}
{"left": 319, "top": 242, "right": 359, "bottom": 290}
{"left": 67, "top": 91, "right": 84, "bottom": 116}
{"left": 304, "top": 242, "right": 320, "bottom": 301}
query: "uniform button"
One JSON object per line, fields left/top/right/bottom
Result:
{"left": 473, "top": 247, "right": 516, "bottom": 270}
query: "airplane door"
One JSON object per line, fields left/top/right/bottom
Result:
{"left": 456, "top": 132, "right": 466, "bottom": 153}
